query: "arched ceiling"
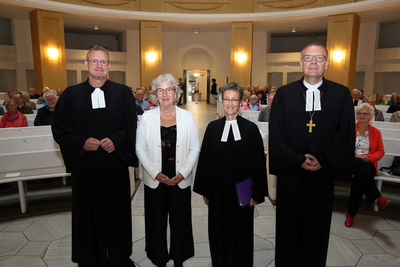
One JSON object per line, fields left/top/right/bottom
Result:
{"left": 0, "top": 0, "right": 399, "bottom": 36}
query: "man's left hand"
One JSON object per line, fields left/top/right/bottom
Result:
{"left": 100, "top": 138, "right": 115, "bottom": 153}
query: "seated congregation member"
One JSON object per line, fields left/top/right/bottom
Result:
{"left": 258, "top": 93, "right": 275, "bottom": 122}
{"left": 29, "top": 87, "right": 40, "bottom": 99}
{"left": 366, "top": 97, "right": 384, "bottom": 121}
{"left": 257, "top": 91, "right": 267, "bottom": 105}
{"left": 352, "top": 89, "right": 362, "bottom": 107}
{"left": 135, "top": 88, "right": 150, "bottom": 111}
{"left": 194, "top": 82, "right": 268, "bottom": 267}
{"left": 2, "top": 90, "right": 14, "bottom": 105}
{"left": 345, "top": 103, "right": 390, "bottom": 227}
{"left": 21, "top": 91, "right": 37, "bottom": 110}
{"left": 34, "top": 90, "right": 58, "bottom": 126}
{"left": 240, "top": 90, "right": 250, "bottom": 107}
{"left": 0, "top": 99, "right": 28, "bottom": 128}
{"left": 386, "top": 92, "right": 400, "bottom": 113}
{"left": 390, "top": 111, "right": 400, "bottom": 122}
{"left": 13, "top": 92, "right": 33, "bottom": 114}
{"left": 242, "top": 95, "right": 262, "bottom": 111}
{"left": 376, "top": 91, "right": 386, "bottom": 105}
{"left": 136, "top": 74, "right": 200, "bottom": 267}
{"left": 0, "top": 106, "right": 5, "bottom": 115}
{"left": 36, "top": 87, "right": 50, "bottom": 104}
{"left": 386, "top": 92, "right": 399, "bottom": 106}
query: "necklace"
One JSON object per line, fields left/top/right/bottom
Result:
{"left": 160, "top": 107, "right": 176, "bottom": 120}
{"left": 303, "top": 91, "right": 323, "bottom": 133}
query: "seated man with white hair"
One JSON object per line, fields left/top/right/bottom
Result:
{"left": 34, "top": 90, "right": 58, "bottom": 126}
{"left": 352, "top": 89, "right": 362, "bottom": 107}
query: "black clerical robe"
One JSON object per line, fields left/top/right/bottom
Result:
{"left": 52, "top": 79, "right": 137, "bottom": 266}
{"left": 193, "top": 116, "right": 268, "bottom": 267}
{"left": 269, "top": 77, "right": 355, "bottom": 267}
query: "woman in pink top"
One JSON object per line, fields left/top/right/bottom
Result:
{"left": 0, "top": 99, "right": 28, "bottom": 128}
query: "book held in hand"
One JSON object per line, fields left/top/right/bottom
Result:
{"left": 236, "top": 178, "right": 253, "bottom": 207}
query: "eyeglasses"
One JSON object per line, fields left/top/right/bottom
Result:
{"left": 223, "top": 98, "right": 240, "bottom": 104}
{"left": 357, "top": 112, "right": 370, "bottom": 116}
{"left": 88, "top": 59, "right": 109, "bottom": 66}
{"left": 156, "top": 87, "right": 174, "bottom": 94}
{"left": 302, "top": 55, "right": 327, "bottom": 62}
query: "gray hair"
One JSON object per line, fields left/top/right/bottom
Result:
{"left": 243, "top": 91, "right": 250, "bottom": 97}
{"left": 301, "top": 42, "right": 329, "bottom": 58}
{"left": 150, "top": 74, "right": 182, "bottom": 106}
{"left": 249, "top": 95, "right": 258, "bottom": 101}
{"left": 356, "top": 103, "right": 374, "bottom": 122}
{"left": 86, "top": 45, "right": 110, "bottom": 62}
{"left": 222, "top": 82, "right": 244, "bottom": 100}
{"left": 5, "top": 98, "right": 17, "bottom": 109}
{"left": 43, "top": 90, "right": 58, "bottom": 100}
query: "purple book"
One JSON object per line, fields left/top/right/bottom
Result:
{"left": 236, "top": 178, "right": 253, "bottom": 207}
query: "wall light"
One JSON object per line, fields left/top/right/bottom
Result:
{"left": 47, "top": 48, "right": 59, "bottom": 60}
{"left": 291, "top": 27, "right": 296, "bottom": 33}
{"left": 146, "top": 52, "right": 157, "bottom": 63}
{"left": 333, "top": 50, "right": 344, "bottom": 62}
{"left": 235, "top": 52, "right": 246, "bottom": 64}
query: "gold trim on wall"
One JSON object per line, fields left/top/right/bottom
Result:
{"left": 259, "top": 0, "right": 318, "bottom": 9}
{"left": 82, "top": 0, "right": 134, "bottom": 5}
{"left": 167, "top": 2, "right": 226, "bottom": 11}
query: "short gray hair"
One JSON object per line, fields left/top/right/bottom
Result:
{"left": 86, "top": 45, "right": 110, "bottom": 62}
{"left": 222, "top": 82, "right": 243, "bottom": 100}
{"left": 249, "top": 95, "right": 258, "bottom": 100}
{"left": 356, "top": 103, "right": 374, "bottom": 122}
{"left": 150, "top": 74, "right": 182, "bottom": 106}
{"left": 43, "top": 90, "right": 58, "bottom": 100}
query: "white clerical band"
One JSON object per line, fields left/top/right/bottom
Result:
{"left": 304, "top": 80, "right": 322, "bottom": 111}
{"left": 91, "top": 87, "right": 106, "bottom": 109}
{"left": 221, "top": 120, "right": 242, "bottom": 142}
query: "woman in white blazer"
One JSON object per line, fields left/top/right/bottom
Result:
{"left": 136, "top": 74, "right": 200, "bottom": 267}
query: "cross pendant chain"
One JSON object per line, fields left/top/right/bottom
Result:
{"left": 307, "top": 119, "right": 316, "bottom": 133}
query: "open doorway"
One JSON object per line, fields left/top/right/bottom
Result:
{"left": 185, "top": 69, "right": 210, "bottom": 102}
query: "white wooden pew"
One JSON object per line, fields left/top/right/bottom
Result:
{"left": 0, "top": 125, "right": 52, "bottom": 138}
{"left": 240, "top": 110, "right": 260, "bottom": 123}
{"left": 371, "top": 121, "right": 400, "bottom": 130}
{"left": 0, "top": 126, "right": 70, "bottom": 213}
{"left": 379, "top": 128, "right": 400, "bottom": 139}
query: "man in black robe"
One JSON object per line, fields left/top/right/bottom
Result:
{"left": 269, "top": 42, "right": 355, "bottom": 267}
{"left": 52, "top": 45, "right": 137, "bottom": 267}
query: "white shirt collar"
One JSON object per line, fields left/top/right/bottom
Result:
{"left": 303, "top": 80, "right": 323, "bottom": 111}
{"left": 221, "top": 120, "right": 241, "bottom": 142}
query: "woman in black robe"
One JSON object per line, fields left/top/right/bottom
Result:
{"left": 193, "top": 82, "right": 268, "bottom": 267}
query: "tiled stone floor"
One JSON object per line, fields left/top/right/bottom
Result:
{"left": 1, "top": 101, "right": 399, "bottom": 267}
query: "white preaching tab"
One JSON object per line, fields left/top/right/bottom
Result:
{"left": 91, "top": 88, "right": 106, "bottom": 109}
{"left": 304, "top": 80, "right": 322, "bottom": 112}
{"left": 221, "top": 120, "right": 242, "bottom": 142}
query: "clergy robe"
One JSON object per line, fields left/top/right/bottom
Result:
{"left": 52, "top": 79, "right": 137, "bottom": 266}
{"left": 269, "top": 77, "right": 355, "bottom": 267}
{"left": 193, "top": 116, "right": 268, "bottom": 267}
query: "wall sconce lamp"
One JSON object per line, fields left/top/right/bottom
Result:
{"left": 235, "top": 52, "right": 246, "bottom": 64}
{"left": 146, "top": 52, "right": 157, "bottom": 63}
{"left": 194, "top": 73, "right": 200, "bottom": 78}
{"left": 47, "top": 47, "right": 59, "bottom": 60}
{"left": 332, "top": 50, "right": 344, "bottom": 62}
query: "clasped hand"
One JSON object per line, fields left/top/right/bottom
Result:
{"left": 84, "top": 137, "right": 115, "bottom": 153}
{"left": 155, "top": 172, "right": 184, "bottom": 186}
{"left": 301, "top": 153, "right": 321, "bottom": 171}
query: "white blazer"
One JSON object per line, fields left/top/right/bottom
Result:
{"left": 135, "top": 106, "right": 200, "bottom": 189}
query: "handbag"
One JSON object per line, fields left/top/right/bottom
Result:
{"left": 380, "top": 156, "right": 400, "bottom": 176}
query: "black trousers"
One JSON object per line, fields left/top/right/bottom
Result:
{"left": 348, "top": 158, "right": 382, "bottom": 217}
{"left": 144, "top": 184, "right": 194, "bottom": 265}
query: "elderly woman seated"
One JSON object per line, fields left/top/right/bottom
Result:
{"left": 0, "top": 99, "right": 28, "bottom": 128}
{"left": 345, "top": 103, "right": 390, "bottom": 227}
{"left": 242, "top": 95, "right": 262, "bottom": 111}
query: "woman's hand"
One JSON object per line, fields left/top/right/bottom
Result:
{"left": 155, "top": 172, "right": 170, "bottom": 183}
{"left": 355, "top": 154, "right": 370, "bottom": 162}
{"left": 249, "top": 198, "right": 258, "bottom": 207}
{"left": 164, "top": 173, "right": 184, "bottom": 186}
